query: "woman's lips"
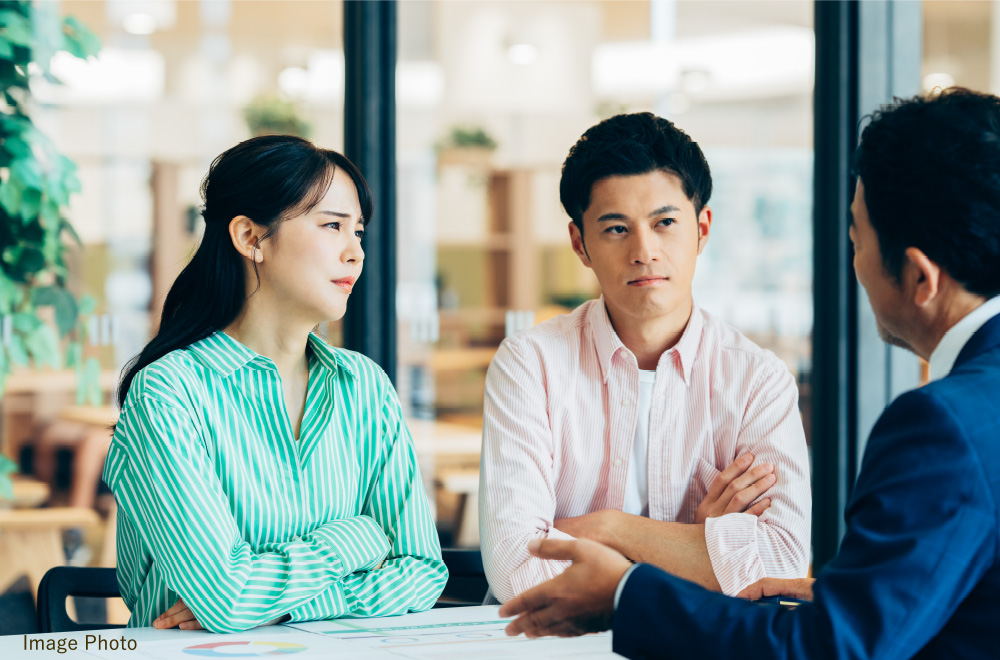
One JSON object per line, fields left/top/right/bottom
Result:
{"left": 332, "top": 278, "right": 355, "bottom": 292}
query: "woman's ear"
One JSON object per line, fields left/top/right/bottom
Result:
{"left": 228, "top": 215, "right": 265, "bottom": 262}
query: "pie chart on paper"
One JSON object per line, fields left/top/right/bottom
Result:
{"left": 182, "top": 641, "right": 307, "bottom": 657}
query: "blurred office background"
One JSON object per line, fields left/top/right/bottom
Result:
{"left": 0, "top": 0, "right": 987, "bottom": 633}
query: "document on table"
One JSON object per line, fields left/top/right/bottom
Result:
{"left": 5, "top": 606, "right": 621, "bottom": 659}
{"left": 286, "top": 605, "right": 619, "bottom": 659}
{"left": 22, "top": 623, "right": 391, "bottom": 660}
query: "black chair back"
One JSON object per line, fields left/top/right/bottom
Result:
{"left": 436, "top": 548, "right": 490, "bottom": 607}
{"left": 37, "top": 566, "right": 125, "bottom": 633}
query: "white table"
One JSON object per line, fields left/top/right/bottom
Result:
{"left": 0, "top": 605, "right": 622, "bottom": 659}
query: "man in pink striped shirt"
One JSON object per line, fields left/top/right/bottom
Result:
{"left": 479, "top": 112, "right": 811, "bottom": 602}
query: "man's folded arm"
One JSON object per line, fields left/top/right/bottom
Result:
{"left": 704, "top": 361, "right": 811, "bottom": 595}
{"left": 479, "top": 339, "right": 572, "bottom": 602}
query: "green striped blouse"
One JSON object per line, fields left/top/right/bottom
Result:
{"left": 102, "top": 331, "right": 447, "bottom": 633}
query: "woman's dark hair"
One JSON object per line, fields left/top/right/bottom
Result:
{"left": 117, "top": 135, "right": 373, "bottom": 407}
{"left": 855, "top": 87, "right": 1000, "bottom": 297}
{"left": 559, "top": 112, "right": 712, "bottom": 233}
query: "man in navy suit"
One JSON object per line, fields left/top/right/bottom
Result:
{"left": 499, "top": 87, "right": 1000, "bottom": 659}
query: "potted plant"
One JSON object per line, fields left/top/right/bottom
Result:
{"left": 243, "top": 94, "right": 312, "bottom": 139}
{"left": 436, "top": 125, "right": 498, "bottom": 168}
{"left": 0, "top": 0, "right": 101, "bottom": 495}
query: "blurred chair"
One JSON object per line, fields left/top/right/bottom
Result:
{"left": 37, "top": 566, "right": 124, "bottom": 634}
{"left": 435, "top": 548, "right": 489, "bottom": 608}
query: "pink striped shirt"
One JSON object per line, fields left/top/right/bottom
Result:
{"left": 479, "top": 298, "right": 811, "bottom": 601}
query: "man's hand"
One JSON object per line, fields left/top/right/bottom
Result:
{"left": 500, "top": 538, "right": 630, "bottom": 638}
{"left": 553, "top": 509, "right": 623, "bottom": 548}
{"left": 736, "top": 577, "right": 815, "bottom": 602}
{"left": 695, "top": 453, "right": 776, "bottom": 524}
{"left": 153, "top": 598, "right": 204, "bottom": 630}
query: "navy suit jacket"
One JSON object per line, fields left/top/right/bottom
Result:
{"left": 614, "top": 315, "right": 1000, "bottom": 660}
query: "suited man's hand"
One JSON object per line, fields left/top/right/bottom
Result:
{"left": 737, "top": 577, "right": 815, "bottom": 601}
{"left": 500, "top": 538, "right": 631, "bottom": 638}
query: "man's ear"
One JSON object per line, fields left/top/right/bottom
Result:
{"left": 904, "top": 246, "right": 941, "bottom": 307}
{"left": 229, "top": 215, "right": 265, "bottom": 263}
{"left": 569, "top": 221, "right": 592, "bottom": 268}
{"left": 696, "top": 205, "right": 712, "bottom": 255}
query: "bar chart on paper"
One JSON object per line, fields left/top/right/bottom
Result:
{"left": 286, "top": 606, "right": 620, "bottom": 659}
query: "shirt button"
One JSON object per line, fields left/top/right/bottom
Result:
{"left": 614, "top": 458, "right": 623, "bottom": 467}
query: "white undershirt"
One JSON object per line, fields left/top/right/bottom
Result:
{"left": 623, "top": 369, "right": 655, "bottom": 517}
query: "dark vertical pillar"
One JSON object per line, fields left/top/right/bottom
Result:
{"left": 812, "top": 0, "right": 859, "bottom": 572}
{"left": 343, "top": 0, "right": 398, "bottom": 383}
{"left": 812, "top": 0, "right": 922, "bottom": 571}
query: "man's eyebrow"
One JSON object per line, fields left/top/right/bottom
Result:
{"left": 649, "top": 205, "right": 680, "bottom": 216}
{"left": 596, "top": 205, "right": 681, "bottom": 222}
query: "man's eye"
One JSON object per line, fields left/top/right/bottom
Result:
{"left": 606, "top": 226, "right": 627, "bottom": 234}
{"left": 659, "top": 218, "right": 676, "bottom": 226}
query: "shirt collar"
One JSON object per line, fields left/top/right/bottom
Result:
{"left": 928, "top": 295, "right": 1000, "bottom": 382}
{"left": 588, "top": 296, "right": 701, "bottom": 386}
{"left": 306, "top": 333, "right": 357, "bottom": 379}
{"left": 187, "top": 331, "right": 356, "bottom": 380}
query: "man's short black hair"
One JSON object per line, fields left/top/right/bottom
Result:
{"left": 856, "top": 87, "right": 1000, "bottom": 297}
{"left": 559, "top": 112, "right": 712, "bottom": 232}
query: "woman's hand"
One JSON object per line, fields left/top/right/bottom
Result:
{"left": 153, "top": 598, "right": 204, "bottom": 630}
{"left": 695, "top": 453, "right": 775, "bottom": 524}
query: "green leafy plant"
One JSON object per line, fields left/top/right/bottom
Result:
{"left": 243, "top": 95, "right": 312, "bottom": 139}
{"left": 438, "top": 125, "right": 498, "bottom": 151}
{"left": 0, "top": 0, "right": 101, "bottom": 418}
{"left": 0, "top": 452, "right": 16, "bottom": 501}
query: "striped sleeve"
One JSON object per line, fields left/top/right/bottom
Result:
{"left": 704, "top": 361, "right": 812, "bottom": 595}
{"left": 479, "top": 339, "right": 575, "bottom": 603}
{"left": 284, "top": 377, "right": 447, "bottom": 621}
{"left": 110, "top": 390, "right": 391, "bottom": 633}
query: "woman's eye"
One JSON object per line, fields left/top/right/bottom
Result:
{"left": 606, "top": 226, "right": 627, "bottom": 234}
{"left": 325, "top": 222, "right": 341, "bottom": 231}
{"left": 355, "top": 230, "right": 365, "bottom": 240}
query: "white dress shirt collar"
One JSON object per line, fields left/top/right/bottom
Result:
{"left": 928, "top": 296, "right": 1000, "bottom": 382}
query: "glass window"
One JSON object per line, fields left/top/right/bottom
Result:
{"left": 35, "top": 0, "right": 345, "bottom": 376}
{"left": 395, "top": 0, "right": 814, "bottom": 547}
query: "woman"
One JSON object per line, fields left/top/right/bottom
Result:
{"left": 103, "top": 136, "right": 447, "bottom": 633}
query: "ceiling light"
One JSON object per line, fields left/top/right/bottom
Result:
{"left": 122, "top": 12, "right": 157, "bottom": 35}
{"left": 922, "top": 72, "right": 955, "bottom": 93}
{"left": 278, "top": 67, "right": 309, "bottom": 97}
{"left": 507, "top": 43, "right": 538, "bottom": 66}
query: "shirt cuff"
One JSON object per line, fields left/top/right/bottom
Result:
{"left": 614, "top": 564, "right": 641, "bottom": 610}
{"left": 312, "top": 515, "right": 391, "bottom": 577}
{"left": 704, "top": 513, "right": 764, "bottom": 596}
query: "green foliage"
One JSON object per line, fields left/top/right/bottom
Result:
{"left": 0, "top": 2, "right": 101, "bottom": 419}
{"left": 243, "top": 95, "right": 312, "bottom": 139}
{"left": 440, "top": 125, "right": 498, "bottom": 151}
{"left": 0, "top": 452, "right": 16, "bottom": 501}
